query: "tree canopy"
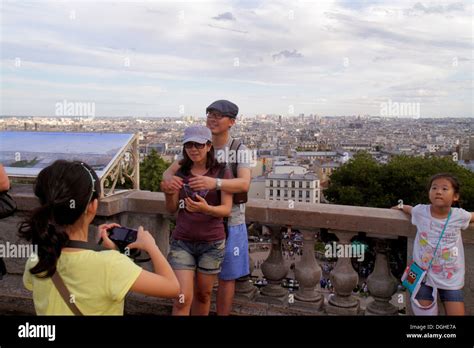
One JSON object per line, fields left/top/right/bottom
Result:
{"left": 140, "top": 149, "right": 171, "bottom": 192}
{"left": 324, "top": 153, "right": 474, "bottom": 210}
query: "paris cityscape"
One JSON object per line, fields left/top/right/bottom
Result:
{"left": 0, "top": 0, "right": 473, "bottom": 343}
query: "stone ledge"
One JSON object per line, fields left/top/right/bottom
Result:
{"left": 9, "top": 185, "right": 474, "bottom": 243}
{"left": 0, "top": 274, "right": 328, "bottom": 316}
{"left": 0, "top": 274, "right": 35, "bottom": 315}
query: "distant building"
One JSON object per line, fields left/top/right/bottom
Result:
{"left": 298, "top": 141, "right": 320, "bottom": 150}
{"left": 340, "top": 143, "right": 371, "bottom": 151}
{"left": 459, "top": 160, "right": 474, "bottom": 173}
{"left": 348, "top": 122, "right": 363, "bottom": 129}
{"left": 314, "top": 161, "right": 341, "bottom": 182}
{"left": 251, "top": 157, "right": 273, "bottom": 177}
{"left": 248, "top": 176, "right": 266, "bottom": 199}
{"left": 295, "top": 151, "right": 339, "bottom": 161}
{"left": 397, "top": 146, "right": 414, "bottom": 155}
{"left": 274, "top": 165, "right": 307, "bottom": 175}
{"left": 427, "top": 144, "right": 441, "bottom": 153}
{"left": 469, "top": 136, "right": 474, "bottom": 160}
{"left": 265, "top": 172, "right": 320, "bottom": 204}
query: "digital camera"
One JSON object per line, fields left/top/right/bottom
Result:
{"left": 107, "top": 226, "right": 138, "bottom": 254}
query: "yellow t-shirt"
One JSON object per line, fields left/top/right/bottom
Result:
{"left": 23, "top": 250, "right": 142, "bottom": 315}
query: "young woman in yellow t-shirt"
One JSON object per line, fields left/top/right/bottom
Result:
{"left": 19, "top": 160, "right": 179, "bottom": 315}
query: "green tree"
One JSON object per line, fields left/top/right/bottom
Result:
{"left": 325, "top": 152, "right": 387, "bottom": 207}
{"left": 140, "top": 149, "right": 171, "bottom": 192}
{"left": 325, "top": 153, "right": 474, "bottom": 210}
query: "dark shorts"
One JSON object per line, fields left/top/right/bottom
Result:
{"left": 167, "top": 238, "right": 225, "bottom": 275}
{"left": 415, "top": 283, "right": 464, "bottom": 302}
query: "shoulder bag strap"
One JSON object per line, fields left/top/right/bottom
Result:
{"left": 50, "top": 239, "right": 105, "bottom": 315}
{"left": 51, "top": 272, "right": 83, "bottom": 316}
{"left": 67, "top": 240, "right": 106, "bottom": 251}
{"left": 427, "top": 208, "right": 452, "bottom": 270}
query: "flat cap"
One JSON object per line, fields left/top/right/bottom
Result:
{"left": 206, "top": 100, "right": 239, "bottom": 118}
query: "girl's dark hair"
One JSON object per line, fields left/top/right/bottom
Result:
{"left": 428, "top": 172, "right": 461, "bottom": 207}
{"left": 178, "top": 142, "right": 220, "bottom": 176}
{"left": 18, "top": 160, "right": 101, "bottom": 277}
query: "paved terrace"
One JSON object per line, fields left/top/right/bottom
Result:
{"left": 1, "top": 185, "right": 473, "bottom": 315}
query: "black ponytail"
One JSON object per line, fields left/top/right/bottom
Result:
{"left": 18, "top": 160, "right": 100, "bottom": 277}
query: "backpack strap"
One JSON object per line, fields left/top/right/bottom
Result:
{"left": 229, "top": 138, "right": 242, "bottom": 178}
{"left": 216, "top": 164, "right": 227, "bottom": 205}
{"left": 230, "top": 138, "right": 242, "bottom": 174}
{"left": 51, "top": 272, "right": 83, "bottom": 315}
{"left": 217, "top": 164, "right": 226, "bottom": 180}
{"left": 227, "top": 137, "right": 248, "bottom": 204}
{"left": 215, "top": 164, "right": 229, "bottom": 238}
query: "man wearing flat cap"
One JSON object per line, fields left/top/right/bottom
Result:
{"left": 162, "top": 99, "right": 252, "bottom": 315}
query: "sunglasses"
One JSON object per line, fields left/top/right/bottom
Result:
{"left": 206, "top": 112, "right": 227, "bottom": 120}
{"left": 184, "top": 142, "right": 207, "bottom": 149}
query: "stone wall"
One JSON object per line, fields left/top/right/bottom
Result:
{"left": 2, "top": 185, "right": 473, "bottom": 315}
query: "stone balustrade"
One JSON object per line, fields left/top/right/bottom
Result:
{"left": 1, "top": 185, "right": 474, "bottom": 316}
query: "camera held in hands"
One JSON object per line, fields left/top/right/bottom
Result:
{"left": 104, "top": 226, "right": 150, "bottom": 263}
{"left": 107, "top": 226, "right": 138, "bottom": 254}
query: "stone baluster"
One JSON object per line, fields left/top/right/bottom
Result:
{"left": 258, "top": 225, "right": 289, "bottom": 304}
{"left": 366, "top": 239, "right": 399, "bottom": 315}
{"left": 235, "top": 254, "right": 258, "bottom": 300}
{"left": 326, "top": 231, "right": 360, "bottom": 315}
{"left": 293, "top": 229, "right": 324, "bottom": 310}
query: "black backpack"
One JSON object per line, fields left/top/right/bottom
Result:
{"left": 215, "top": 138, "right": 246, "bottom": 237}
{"left": 220, "top": 138, "right": 248, "bottom": 204}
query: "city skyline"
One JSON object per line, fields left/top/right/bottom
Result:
{"left": 1, "top": 0, "right": 473, "bottom": 118}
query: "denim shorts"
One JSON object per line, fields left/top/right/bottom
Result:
{"left": 219, "top": 223, "right": 250, "bottom": 281}
{"left": 167, "top": 238, "right": 225, "bottom": 275}
{"left": 415, "top": 283, "right": 464, "bottom": 302}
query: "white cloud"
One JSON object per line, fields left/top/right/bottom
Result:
{"left": 0, "top": 0, "right": 472, "bottom": 117}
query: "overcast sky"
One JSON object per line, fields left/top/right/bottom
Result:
{"left": 1, "top": 0, "right": 472, "bottom": 117}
